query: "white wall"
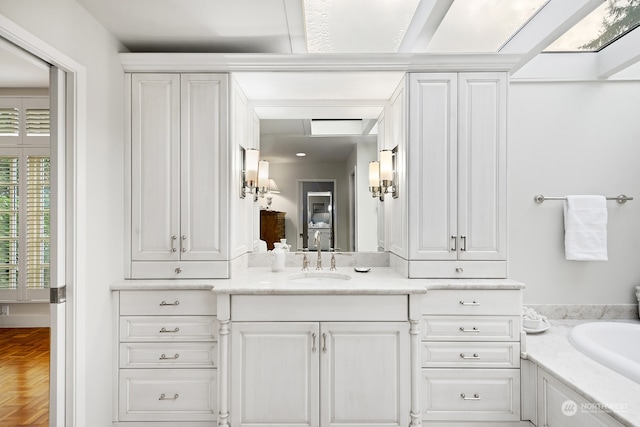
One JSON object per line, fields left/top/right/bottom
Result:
{"left": 356, "top": 140, "right": 378, "bottom": 251}
{"left": 509, "top": 80, "right": 640, "bottom": 305}
{"left": 0, "top": 0, "right": 125, "bottom": 424}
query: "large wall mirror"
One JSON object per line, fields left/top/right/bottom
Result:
{"left": 259, "top": 118, "right": 378, "bottom": 252}
{"left": 233, "top": 71, "right": 406, "bottom": 253}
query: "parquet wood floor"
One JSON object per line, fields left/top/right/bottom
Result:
{"left": 0, "top": 328, "right": 49, "bottom": 427}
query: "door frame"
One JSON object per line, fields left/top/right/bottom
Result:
{"left": 0, "top": 14, "right": 86, "bottom": 427}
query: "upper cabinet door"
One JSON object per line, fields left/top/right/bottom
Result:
{"left": 131, "top": 74, "right": 181, "bottom": 261}
{"left": 457, "top": 73, "right": 507, "bottom": 261}
{"left": 409, "top": 73, "right": 458, "bottom": 261}
{"left": 180, "top": 74, "right": 228, "bottom": 261}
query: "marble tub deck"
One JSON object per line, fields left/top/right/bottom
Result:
{"left": 523, "top": 319, "right": 640, "bottom": 427}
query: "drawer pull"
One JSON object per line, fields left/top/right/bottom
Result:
{"left": 459, "top": 300, "right": 479, "bottom": 306}
{"left": 460, "top": 353, "right": 479, "bottom": 359}
{"left": 159, "top": 300, "right": 180, "bottom": 306}
{"left": 159, "top": 327, "right": 180, "bottom": 333}
{"left": 460, "top": 393, "right": 481, "bottom": 401}
{"left": 459, "top": 327, "right": 479, "bottom": 332}
{"left": 159, "top": 393, "right": 179, "bottom": 401}
{"left": 159, "top": 353, "right": 180, "bottom": 360}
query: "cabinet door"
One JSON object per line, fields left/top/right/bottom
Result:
{"left": 231, "top": 322, "right": 320, "bottom": 427}
{"left": 131, "top": 73, "right": 180, "bottom": 261}
{"left": 180, "top": 74, "right": 228, "bottom": 260}
{"left": 457, "top": 73, "right": 507, "bottom": 261}
{"left": 408, "top": 73, "right": 458, "bottom": 260}
{"left": 320, "top": 322, "right": 409, "bottom": 427}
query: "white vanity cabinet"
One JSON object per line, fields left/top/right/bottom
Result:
{"left": 420, "top": 287, "right": 522, "bottom": 425}
{"left": 126, "top": 73, "right": 229, "bottom": 279}
{"left": 408, "top": 72, "right": 507, "bottom": 279}
{"left": 229, "top": 295, "right": 412, "bottom": 427}
{"left": 113, "top": 289, "right": 218, "bottom": 426}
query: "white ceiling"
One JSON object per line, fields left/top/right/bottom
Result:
{"left": 2, "top": 0, "right": 639, "bottom": 162}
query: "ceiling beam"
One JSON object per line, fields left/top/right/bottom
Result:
{"left": 598, "top": 27, "right": 640, "bottom": 78}
{"left": 284, "top": 0, "right": 307, "bottom": 54}
{"left": 500, "top": 0, "right": 604, "bottom": 73}
{"left": 398, "top": 0, "right": 454, "bottom": 53}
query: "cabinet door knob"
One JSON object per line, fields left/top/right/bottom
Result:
{"left": 175, "top": 267, "right": 182, "bottom": 274}
{"left": 455, "top": 267, "right": 464, "bottom": 273}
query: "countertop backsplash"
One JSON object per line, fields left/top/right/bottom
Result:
{"left": 526, "top": 304, "right": 638, "bottom": 319}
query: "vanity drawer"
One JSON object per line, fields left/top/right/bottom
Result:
{"left": 119, "top": 342, "right": 217, "bottom": 368}
{"left": 422, "top": 289, "right": 521, "bottom": 315}
{"left": 421, "top": 368, "right": 520, "bottom": 422}
{"left": 120, "top": 290, "right": 217, "bottom": 316}
{"left": 119, "top": 369, "right": 217, "bottom": 422}
{"left": 422, "top": 316, "right": 520, "bottom": 341}
{"left": 421, "top": 342, "right": 520, "bottom": 368}
{"left": 232, "top": 294, "right": 407, "bottom": 321}
{"left": 120, "top": 316, "right": 218, "bottom": 342}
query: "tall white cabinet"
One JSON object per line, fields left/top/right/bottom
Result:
{"left": 408, "top": 72, "right": 507, "bottom": 278}
{"left": 126, "top": 73, "right": 229, "bottom": 278}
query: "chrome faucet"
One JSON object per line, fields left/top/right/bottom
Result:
{"left": 314, "top": 230, "right": 322, "bottom": 270}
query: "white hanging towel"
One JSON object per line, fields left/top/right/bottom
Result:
{"left": 563, "top": 195, "right": 608, "bottom": 261}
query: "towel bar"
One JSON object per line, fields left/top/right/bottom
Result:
{"left": 534, "top": 194, "right": 633, "bottom": 204}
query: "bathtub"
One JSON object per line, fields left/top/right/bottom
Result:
{"left": 569, "top": 321, "right": 640, "bottom": 384}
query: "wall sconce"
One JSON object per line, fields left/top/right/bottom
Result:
{"left": 266, "top": 178, "right": 280, "bottom": 208}
{"left": 369, "top": 147, "right": 397, "bottom": 200}
{"left": 258, "top": 160, "right": 270, "bottom": 198}
{"left": 241, "top": 147, "right": 260, "bottom": 200}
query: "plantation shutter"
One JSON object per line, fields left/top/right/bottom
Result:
{"left": 26, "top": 155, "right": 50, "bottom": 290}
{"left": 0, "top": 108, "right": 19, "bottom": 136}
{"left": 0, "top": 155, "right": 19, "bottom": 291}
{"left": 25, "top": 108, "right": 50, "bottom": 136}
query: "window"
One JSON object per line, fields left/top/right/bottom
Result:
{"left": 0, "top": 96, "right": 49, "bottom": 302}
{"left": 0, "top": 150, "right": 50, "bottom": 301}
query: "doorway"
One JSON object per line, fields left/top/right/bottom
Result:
{"left": 0, "top": 17, "right": 83, "bottom": 426}
{"left": 297, "top": 180, "right": 336, "bottom": 250}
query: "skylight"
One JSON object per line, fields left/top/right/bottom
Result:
{"left": 426, "top": 0, "right": 548, "bottom": 52}
{"left": 546, "top": 0, "right": 640, "bottom": 52}
{"left": 304, "top": 0, "right": 420, "bottom": 53}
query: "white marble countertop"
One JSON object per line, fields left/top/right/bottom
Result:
{"left": 523, "top": 319, "right": 640, "bottom": 426}
{"left": 111, "top": 268, "right": 524, "bottom": 294}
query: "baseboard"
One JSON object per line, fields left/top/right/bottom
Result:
{"left": 0, "top": 313, "right": 49, "bottom": 327}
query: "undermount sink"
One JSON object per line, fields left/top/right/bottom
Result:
{"left": 288, "top": 271, "right": 352, "bottom": 284}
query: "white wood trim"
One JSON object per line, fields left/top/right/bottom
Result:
{"left": 119, "top": 52, "right": 521, "bottom": 73}
{"left": 0, "top": 14, "right": 87, "bottom": 427}
{"left": 598, "top": 28, "right": 640, "bottom": 78}
{"left": 124, "top": 74, "right": 132, "bottom": 277}
{"left": 500, "top": 0, "right": 603, "bottom": 72}
{"left": 49, "top": 66, "right": 66, "bottom": 427}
